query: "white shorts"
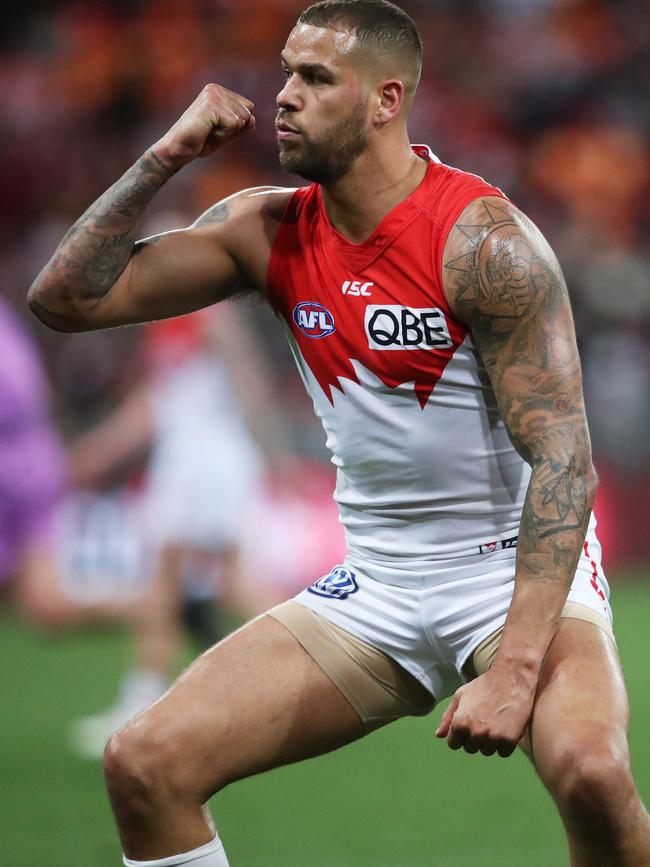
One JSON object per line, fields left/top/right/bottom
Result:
{"left": 291, "top": 529, "right": 611, "bottom": 703}
{"left": 144, "top": 429, "right": 262, "bottom": 550}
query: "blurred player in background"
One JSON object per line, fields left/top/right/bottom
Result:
{"left": 28, "top": 2, "right": 650, "bottom": 866}
{"left": 2, "top": 284, "right": 335, "bottom": 761}
{"left": 69, "top": 302, "right": 291, "bottom": 757}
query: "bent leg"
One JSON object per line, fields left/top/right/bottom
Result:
{"left": 132, "top": 543, "right": 185, "bottom": 675}
{"left": 528, "top": 619, "right": 650, "bottom": 866}
{"left": 104, "top": 613, "right": 364, "bottom": 861}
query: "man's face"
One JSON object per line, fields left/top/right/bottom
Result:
{"left": 276, "top": 23, "right": 371, "bottom": 185}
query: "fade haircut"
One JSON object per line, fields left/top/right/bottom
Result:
{"left": 298, "top": 0, "right": 423, "bottom": 97}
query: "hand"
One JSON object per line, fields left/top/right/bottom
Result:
{"left": 153, "top": 84, "right": 256, "bottom": 171}
{"left": 434, "top": 668, "right": 535, "bottom": 757}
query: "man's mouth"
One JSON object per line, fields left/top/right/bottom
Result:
{"left": 276, "top": 119, "right": 302, "bottom": 140}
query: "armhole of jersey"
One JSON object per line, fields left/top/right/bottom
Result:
{"left": 434, "top": 183, "right": 509, "bottom": 321}
{"left": 266, "top": 189, "right": 303, "bottom": 314}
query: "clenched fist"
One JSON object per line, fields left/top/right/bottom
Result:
{"left": 435, "top": 667, "right": 535, "bottom": 758}
{"left": 153, "top": 84, "right": 255, "bottom": 171}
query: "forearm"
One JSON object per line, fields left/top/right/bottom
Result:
{"left": 68, "top": 383, "right": 154, "bottom": 487}
{"left": 438, "top": 196, "right": 602, "bottom": 752}
{"left": 492, "top": 434, "right": 598, "bottom": 683}
{"left": 28, "top": 149, "right": 174, "bottom": 330}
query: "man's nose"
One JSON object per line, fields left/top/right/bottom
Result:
{"left": 276, "top": 76, "right": 302, "bottom": 110}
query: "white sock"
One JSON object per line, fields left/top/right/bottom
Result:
{"left": 118, "top": 668, "right": 168, "bottom": 714}
{"left": 123, "top": 834, "right": 229, "bottom": 866}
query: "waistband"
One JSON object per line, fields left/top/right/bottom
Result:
{"left": 345, "top": 542, "right": 519, "bottom": 589}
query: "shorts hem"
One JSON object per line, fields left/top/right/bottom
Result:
{"left": 265, "top": 607, "right": 372, "bottom": 733}
{"left": 292, "top": 595, "right": 438, "bottom": 705}
{"left": 457, "top": 616, "right": 508, "bottom": 682}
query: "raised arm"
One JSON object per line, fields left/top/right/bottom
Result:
{"left": 28, "top": 85, "right": 280, "bottom": 332}
{"left": 436, "top": 195, "right": 598, "bottom": 755}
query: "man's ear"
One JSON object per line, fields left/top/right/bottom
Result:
{"left": 373, "top": 79, "right": 405, "bottom": 127}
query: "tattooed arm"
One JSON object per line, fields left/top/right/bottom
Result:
{"left": 435, "top": 196, "right": 598, "bottom": 757}
{"left": 28, "top": 85, "right": 284, "bottom": 332}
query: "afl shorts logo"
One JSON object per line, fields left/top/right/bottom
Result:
{"left": 308, "top": 566, "right": 359, "bottom": 600}
{"left": 293, "top": 302, "right": 336, "bottom": 339}
{"left": 365, "top": 305, "right": 451, "bottom": 351}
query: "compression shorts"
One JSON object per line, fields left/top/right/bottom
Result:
{"left": 268, "top": 529, "right": 611, "bottom": 719}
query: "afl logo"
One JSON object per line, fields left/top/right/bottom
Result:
{"left": 292, "top": 302, "right": 336, "bottom": 339}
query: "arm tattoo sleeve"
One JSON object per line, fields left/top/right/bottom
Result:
{"left": 29, "top": 150, "right": 175, "bottom": 318}
{"left": 444, "top": 199, "right": 597, "bottom": 584}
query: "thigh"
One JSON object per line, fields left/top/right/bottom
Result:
{"left": 127, "top": 612, "right": 365, "bottom": 799}
{"left": 269, "top": 601, "right": 434, "bottom": 733}
{"left": 527, "top": 618, "right": 630, "bottom": 781}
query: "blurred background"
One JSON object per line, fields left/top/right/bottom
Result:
{"left": 0, "top": 1, "right": 648, "bottom": 865}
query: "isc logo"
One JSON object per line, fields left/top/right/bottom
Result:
{"left": 342, "top": 280, "right": 373, "bottom": 296}
{"left": 292, "top": 302, "right": 336, "bottom": 339}
{"left": 364, "top": 305, "right": 451, "bottom": 350}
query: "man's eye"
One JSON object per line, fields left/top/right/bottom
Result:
{"left": 282, "top": 68, "right": 292, "bottom": 80}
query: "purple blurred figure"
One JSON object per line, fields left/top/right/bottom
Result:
{"left": 0, "top": 297, "right": 69, "bottom": 624}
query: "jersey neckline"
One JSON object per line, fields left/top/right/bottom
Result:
{"left": 315, "top": 145, "right": 438, "bottom": 257}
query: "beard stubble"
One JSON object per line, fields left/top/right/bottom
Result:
{"left": 278, "top": 99, "right": 368, "bottom": 185}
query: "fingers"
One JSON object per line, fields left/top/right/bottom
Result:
{"left": 202, "top": 83, "right": 255, "bottom": 130}
{"left": 204, "top": 109, "right": 255, "bottom": 145}
{"left": 193, "top": 84, "right": 256, "bottom": 159}
{"left": 154, "top": 83, "right": 256, "bottom": 168}
{"left": 446, "top": 720, "right": 516, "bottom": 757}
{"left": 201, "top": 81, "right": 254, "bottom": 112}
{"left": 449, "top": 724, "right": 518, "bottom": 757}
{"left": 435, "top": 691, "right": 520, "bottom": 757}
{"left": 435, "top": 694, "right": 458, "bottom": 739}
{"left": 235, "top": 93, "right": 255, "bottom": 114}
{"left": 227, "top": 103, "right": 252, "bottom": 128}
{"left": 496, "top": 739, "right": 517, "bottom": 758}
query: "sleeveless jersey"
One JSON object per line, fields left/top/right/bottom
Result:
{"left": 267, "top": 146, "right": 531, "bottom": 583}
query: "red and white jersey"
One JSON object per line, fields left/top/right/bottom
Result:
{"left": 267, "top": 147, "right": 532, "bottom": 582}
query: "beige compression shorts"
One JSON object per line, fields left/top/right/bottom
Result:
{"left": 267, "top": 600, "right": 615, "bottom": 734}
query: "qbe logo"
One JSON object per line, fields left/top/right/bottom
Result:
{"left": 364, "top": 305, "right": 451, "bottom": 351}
{"left": 308, "top": 566, "right": 359, "bottom": 600}
{"left": 292, "top": 302, "right": 336, "bottom": 339}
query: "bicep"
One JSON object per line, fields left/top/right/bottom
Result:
{"left": 84, "top": 224, "right": 242, "bottom": 330}
{"left": 442, "top": 196, "right": 587, "bottom": 459}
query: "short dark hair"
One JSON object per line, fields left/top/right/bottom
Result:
{"left": 298, "top": 1, "right": 423, "bottom": 90}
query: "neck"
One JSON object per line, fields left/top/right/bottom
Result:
{"left": 320, "top": 132, "right": 428, "bottom": 244}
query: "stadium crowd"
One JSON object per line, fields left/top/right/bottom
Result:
{"left": 1, "top": 0, "right": 648, "bottom": 580}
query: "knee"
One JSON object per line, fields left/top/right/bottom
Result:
{"left": 548, "top": 740, "right": 634, "bottom": 824}
{"left": 16, "top": 564, "right": 79, "bottom": 631}
{"left": 103, "top": 718, "right": 176, "bottom": 818}
{"left": 19, "top": 590, "right": 78, "bottom": 630}
{"left": 103, "top": 711, "right": 227, "bottom": 820}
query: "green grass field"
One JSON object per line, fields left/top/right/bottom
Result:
{"left": 2, "top": 578, "right": 648, "bottom": 867}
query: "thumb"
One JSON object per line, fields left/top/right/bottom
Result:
{"left": 435, "top": 693, "right": 459, "bottom": 738}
